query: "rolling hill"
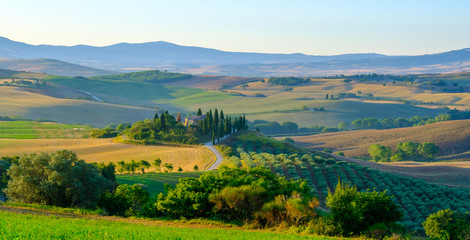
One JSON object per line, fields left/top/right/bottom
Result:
{"left": 1, "top": 36, "right": 470, "bottom": 76}
{"left": 289, "top": 120, "right": 470, "bottom": 158}
{"left": 0, "top": 58, "right": 116, "bottom": 77}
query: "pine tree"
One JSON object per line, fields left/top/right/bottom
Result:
{"left": 153, "top": 112, "right": 159, "bottom": 121}
{"left": 197, "top": 108, "right": 202, "bottom": 116}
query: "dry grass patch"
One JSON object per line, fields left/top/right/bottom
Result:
{"left": 0, "top": 138, "right": 214, "bottom": 171}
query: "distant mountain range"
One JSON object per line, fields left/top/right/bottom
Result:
{"left": 1, "top": 36, "right": 469, "bottom": 77}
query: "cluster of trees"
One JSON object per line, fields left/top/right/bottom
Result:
{"left": 422, "top": 209, "right": 470, "bottom": 240}
{"left": 350, "top": 114, "right": 451, "bottom": 130}
{"left": 249, "top": 120, "right": 337, "bottom": 136}
{"left": 125, "top": 111, "right": 198, "bottom": 144}
{"left": 90, "top": 123, "right": 131, "bottom": 138}
{"left": 368, "top": 141, "right": 439, "bottom": 162}
{"left": 340, "top": 73, "right": 417, "bottom": 83}
{"left": 90, "top": 70, "right": 192, "bottom": 82}
{"left": 3, "top": 150, "right": 116, "bottom": 208}
{"left": 115, "top": 158, "right": 194, "bottom": 174}
{"left": 267, "top": 77, "right": 310, "bottom": 86}
{"left": 196, "top": 108, "right": 247, "bottom": 144}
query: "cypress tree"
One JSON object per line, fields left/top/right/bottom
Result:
{"left": 203, "top": 118, "right": 209, "bottom": 135}
{"left": 211, "top": 130, "right": 215, "bottom": 145}
{"left": 243, "top": 115, "right": 247, "bottom": 129}
{"left": 214, "top": 109, "right": 219, "bottom": 127}
{"left": 165, "top": 110, "right": 169, "bottom": 114}
{"left": 208, "top": 110, "right": 213, "bottom": 129}
{"left": 220, "top": 110, "right": 224, "bottom": 123}
{"left": 197, "top": 108, "right": 202, "bottom": 116}
{"left": 219, "top": 121, "right": 224, "bottom": 139}
{"left": 153, "top": 112, "right": 159, "bottom": 121}
{"left": 160, "top": 112, "right": 166, "bottom": 131}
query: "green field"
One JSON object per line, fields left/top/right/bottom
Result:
{"left": 0, "top": 211, "right": 339, "bottom": 240}
{"left": 116, "top": 172, "right": 203, "bottom": 195}
{"left": 0, "top": 121, "right": 93, "bottom": 139}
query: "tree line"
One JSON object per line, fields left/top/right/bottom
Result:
{"left": 115, "top": 158, "right": 198, "bottom": 174}
{"left": 195, "top": 108, "right": 248, "bottom": 144}
{"left": 267, "top": 77, "right": 310, "bottom": 86}
{"left": 368, "top": 141, "right": 439, "bottom": 162}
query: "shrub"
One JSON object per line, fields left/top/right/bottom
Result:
{"left": 423, "top": 209, "right": 470, "bottom": 240}
{"left": 326, "top": 182, "right": 402, "bottom": 237}
{"left": 4, "top": 150, "right": 112, "bottom": 208}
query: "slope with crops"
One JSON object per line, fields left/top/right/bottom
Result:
{"left": 219, "top": 132, "right": 470, "bottom": 233}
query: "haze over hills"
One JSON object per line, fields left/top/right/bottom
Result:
{"left": 1, "top": 36, "right": 470, "bottom": 76}
{"left": 0, "top": 58, "right": 116, "bottom": 77}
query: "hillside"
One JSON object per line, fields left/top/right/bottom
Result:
{"left": 1, "top": 36, "right": 470, "bottom": 76}
{"left": 290, "top": 120, "right": 470, "bottom": 158}
{"left": 0, "top": 58, "right": 116, "bottom": 76}
{"left": 0, "top": 87, "right": 157, "bottom": 127}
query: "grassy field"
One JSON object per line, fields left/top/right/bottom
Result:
{"left": 117, "top": 172, "right": 203, "bottom": 195}
{"left": 0, "top": 210, "right": 340, "bottom": 240}
{"left": 0, "top": 138, "right": 214, "bottom": 171}
{"left": 0, "top": 121, "right": 93, "bottom": 139}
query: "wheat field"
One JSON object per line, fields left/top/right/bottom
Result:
{"left": 0, "top": 138, "right": 214, "bottom": 171}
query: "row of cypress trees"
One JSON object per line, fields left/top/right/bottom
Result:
{"left": 196, "top": 108, "right": 247, "bottom": 143}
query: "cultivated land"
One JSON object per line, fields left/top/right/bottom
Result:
{"left": 0, "top": 121, "right": 93, "bottom": 139}
{"left": 288, "top": 120, "right": 470, "bottom": 188}
{"left": 290, "top": 120, "right": 470, "bottom": 159}
{"left": 0, "top": 138, "right": 214, "bottom": 171}
{"left": 0, "top": 87, "right": 156, "bottom": 128}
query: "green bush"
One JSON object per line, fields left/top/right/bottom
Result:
{"left": 4, "top": 150, "right": 112, "bottom": 208}
{"left": 423, "top": 209, "right": 470, "bottom": 240}
{"left": 326, "top": 182, "right": 402, "bottom": 237}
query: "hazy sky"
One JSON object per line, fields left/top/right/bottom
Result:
{"left": 2, "top": 0, "right": 469, "bottom": 55}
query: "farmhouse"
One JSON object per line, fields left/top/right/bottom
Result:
{"left": 184, "top": 114, "right": 206, "bottom": 127}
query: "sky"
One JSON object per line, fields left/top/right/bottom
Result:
{"left": 1, "top": 0, "right": 469, "bottom": 55}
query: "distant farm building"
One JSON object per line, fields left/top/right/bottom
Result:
{"left": 184, "top": 114, "right": 206, "bottom": 127}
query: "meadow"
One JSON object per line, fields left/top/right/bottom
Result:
{"left": 0, "top": 211, "right": 340, "bottom": 240}
{"left": 0, "top": 138, "right": 214, "bottom": 171}
{"left": 116, "top": 172, "right": 203, "bottom": 195}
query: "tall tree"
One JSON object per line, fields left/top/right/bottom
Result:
{"left": 153, "top": 112, "right": 159, "bottom": 121}
{"left": 160, "top": 112, "right": 166, "bottom": 131}
{"left": 197, "top": 108, "right": 202, "bottom": 116}
{"left": 214, "top": 109, "right": 219, "bottom": 127}
{"left": 220, "top": 110, "right": 224, "bottom": 123}
{"left": 208, "top": 110, "right": 213, "bottom": 129}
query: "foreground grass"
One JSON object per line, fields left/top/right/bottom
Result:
{"left": 0, "top": 211, "right": 339, "bottom": 240}
{"left": 117, "top": 172, "right": 204, "bottom": 195}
